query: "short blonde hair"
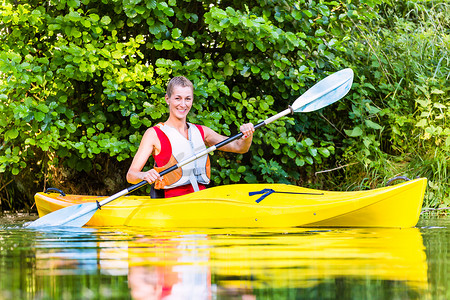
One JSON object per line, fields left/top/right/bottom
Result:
{"left": 166, "top": 76, "right": 194, "bottom": 98}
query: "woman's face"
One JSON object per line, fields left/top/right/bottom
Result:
{"left": 165, "top": 85, "right": 193, "bottom": 120}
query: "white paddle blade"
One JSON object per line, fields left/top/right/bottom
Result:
{"left": 292, "top": 68, "right": 354, "bottom": 113}
{"left": 26, "top": 202, "right": 98, "bottom": 228}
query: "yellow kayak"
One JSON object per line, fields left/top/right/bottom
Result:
{"left": 34, "top": 178, "right": 427, "bottom": 228}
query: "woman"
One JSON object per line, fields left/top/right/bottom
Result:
{"left": 126, "top": 76, "right": 255, "bottom": 198}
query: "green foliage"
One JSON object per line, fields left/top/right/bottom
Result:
{"left": 3, "top": 0, "right": 445, "bottom": 209}
{"left": 340, "top": 0, "right": 449, "bottom": 206}
{"left": 1, "top": 0, "right": 374, "bottom": 208}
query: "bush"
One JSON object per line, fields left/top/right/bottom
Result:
{"left": 5, "top": 0, "right": 444, "bottom": 210}
{"left": 341, "top": 0, "right": 449, "bottom": 205}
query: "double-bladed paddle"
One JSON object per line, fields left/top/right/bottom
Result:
{"left": 27, "top": 68, "right": 354, "bottom": 228}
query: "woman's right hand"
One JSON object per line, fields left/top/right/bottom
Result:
{"left": 140, "top": 169, "right": 162, "bottom": 184}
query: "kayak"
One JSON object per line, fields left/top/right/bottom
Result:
{"left": 33, "top": 178, "right": 427, "bottom": 228}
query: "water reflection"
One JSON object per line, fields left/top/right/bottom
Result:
{"left": 128, "top": 234, "right": 212, "bottom": 299}
{"left": 0, "top": 222, "right": 435, "bottom": 299}
{"left": 28, "top": 227, "right": 429, "bottom": 298}
{"left": 129, "top": 228, "right": 430, "bottom": 299}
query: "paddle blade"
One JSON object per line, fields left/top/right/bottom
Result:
{"left": 26, "top": 202, "right": 98, "bottom": 228}
{"left": 292, "top": 68, "right": 354, "bottom": 112}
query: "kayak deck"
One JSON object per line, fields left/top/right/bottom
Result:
{"left": 34, "top": 178, "right": 427, "bottom": 228}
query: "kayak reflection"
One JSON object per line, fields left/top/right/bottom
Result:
{"left": 125, "top": 227, "right": 429, "bottom": 299}
{"left": 34, "top": 227, "right": 429, "bottom": 299}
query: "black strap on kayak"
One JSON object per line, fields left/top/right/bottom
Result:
{"left": 250, "top": 189, "right": 324, "bottom": 203}
{"left": 44, "top": 187, "right": 66, "bottom": 196}
{"left": 385, "top": 176, "right": 412, "bottom": 186}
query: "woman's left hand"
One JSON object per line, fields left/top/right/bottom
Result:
{"left": 240, "top": 123, "right": 255, "bottom": 140}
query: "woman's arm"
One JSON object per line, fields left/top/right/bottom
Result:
{"left": 126, "top": 128, "right": 162, "bottom": 184}
{"left": 202, "top": 123, "right": 255, "bottom": 153}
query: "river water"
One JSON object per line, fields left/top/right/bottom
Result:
{"left": 0, "top": 214, "right": 448, "bottom": 299}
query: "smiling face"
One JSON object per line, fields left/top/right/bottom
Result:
{"left": 165, "top": 85, "right": 193, "bottom": 121}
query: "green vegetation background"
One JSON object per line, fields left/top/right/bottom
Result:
{"left": 0, "top": 0, "right": 448, "bottom": 210}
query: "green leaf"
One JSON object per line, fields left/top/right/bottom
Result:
{"left": 66, "top": 123, "right": 77, "bottom": 133}
{"left": 146, "top": 0, "right": 157, "bottom": 9}
{"left": 433, "top": 103, "right": 447, "bottom": 109}
{"left": 99, "top": 61, "right": 109, "bottom": 68}
{"left": 184, "top": 37, "right": 195, "bottom": 45}
{"left": 55, "top": 120, "right": 66, "bottom": 129}
{"left": 415, "top": 119, "right": 427, "bottom": 127}
{"left": 224, "top": 65, "right": 233, "bottom": 76}
{"left": 36, "top": 103, "right": 49, "bottom": 113}
{"left": 25, "top": 138, "right": 36, "bottom": 145}
{"left": 5, "top": 129, "right": 19, "bottom": 140}
{"left": 135, "top": 6, "right": 146, "bottom": 14}
{"left": 68, "top": 11, "right": 81, "bottom": 22}
{"left": 96, "top": 123, "right": 105, "bottom": 131}
{"left": 287, "top": 149, "right": 296, "bottom": 159}
{"left": 171, "top": 28, "right": 182, "bottom": 39}
{"left": 259, "top": 101, "right": 269, "bottom": 110}
{"left": 244, "top": 173, "right": 257, "bottom": 183}
{"left": 230, "top": 173, "right": 241, "bottom": 182}
{"left": 100, "top": 16, "right": 111, "bottom": 25}
{"left": 302, "top": 10, "right": 313, "bottom": 18}
{"left": 111, "top": 50, "right": 122, "bottom": 59}
{"left": 34, "top": 112, "right": 46, "bottom": 122}
{"left": 365, "top": 119, "right": 382, "bottom": 130}
{"left": 251, "top": 65, "right": 260, "bottom": 74}
{"left": 218, "top": 157, "right": 227, "bottom": 167}
{"left": 308, "top": 148, "right": 318, "bottom": 157}
{"left": 345, "top": 126, "right": 363, "bottom": 137}
{"left": 67, "top": 0, "right": 80, "bottom": 8}
{"left": 12, "top": 167, "right": 20, "bottom": 176}
{"left": 430, "top": 89, "right": 444, "bottom": 95}
{"left": 232, "top": 92, "right": 241, "bottom": 100}
{"left": 315, "top": 29, "right": 326, "bottom": 37}
{"left": 318, "top": 148, "right": 331, "bottom": 157}
{"left": 303, "top": 138, "right": 313, "bottom": 147}
{"left": 162, "top": 40, "right": 173, "bottom": 50}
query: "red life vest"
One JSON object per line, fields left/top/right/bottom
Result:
{"left": 152, "top": 123, "right": 211, "bottom": 197}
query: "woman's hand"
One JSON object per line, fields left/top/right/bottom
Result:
{"left": 202, "top": 122, "right": 255, "bottom": 154}
{"left": 240, "top": 123, "right": 255, "bottom": 139}
{"left": 140, "top": 169, "right": 162, "bottom": 184}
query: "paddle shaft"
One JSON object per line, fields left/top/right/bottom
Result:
{"left": 98, "top": 108, "right": 293, "bottom": 207}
